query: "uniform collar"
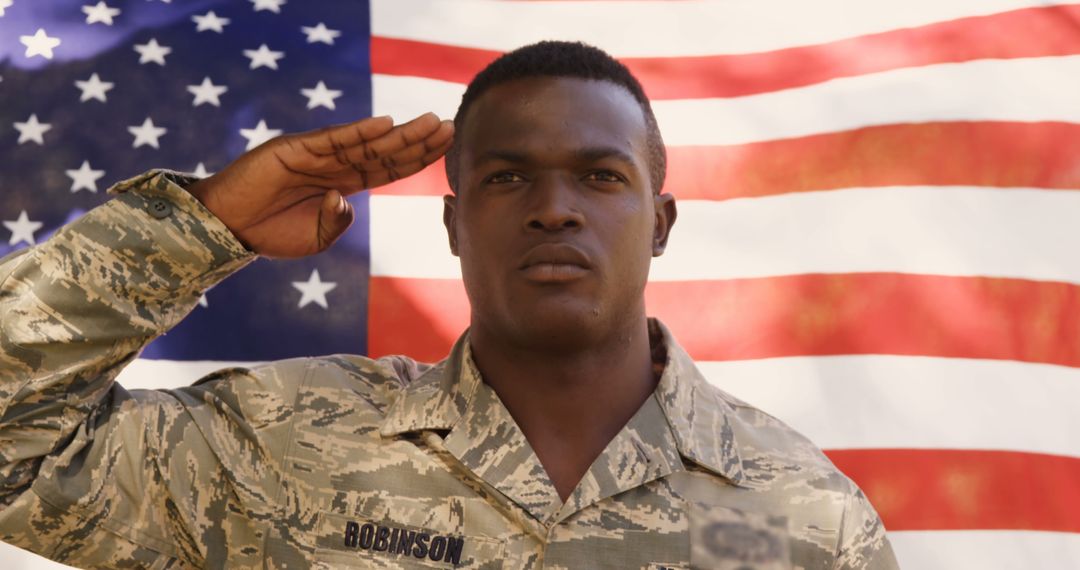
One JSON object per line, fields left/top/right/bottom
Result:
{"left": 379, "top": 331, "right": 478, "bottom": 437}
{"left": 380, "top": 319, "right": 746, "bottom": 520}
{"left": 647, "top": 319, "right": 745, "bottom": 486}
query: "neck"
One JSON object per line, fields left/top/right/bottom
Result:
{"left": 467, "top": 312, "right": 658, "bottom": 501}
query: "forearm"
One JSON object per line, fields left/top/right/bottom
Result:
{"left": 0, "top": 170, "right": 254, "bottom": 502}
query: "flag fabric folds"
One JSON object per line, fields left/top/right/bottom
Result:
{"left": 1, "top": 0, "right": 1079, "bottom": 568}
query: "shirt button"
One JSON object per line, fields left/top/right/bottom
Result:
{"left": 148, "top": 198, "right": 173, "bottom": 219}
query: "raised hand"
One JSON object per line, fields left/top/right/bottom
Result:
{"left": 187, "top": 113, "right": 453, "bottom": 258}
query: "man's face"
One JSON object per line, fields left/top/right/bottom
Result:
{"left": 444, "top": 76, "right": 676, "bottom": 350}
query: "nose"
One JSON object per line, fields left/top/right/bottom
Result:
{"left": 524, "top": 173, "right": 585, "bottom": 232}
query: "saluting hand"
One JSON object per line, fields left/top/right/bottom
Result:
{"left": 187, "top": 113, "right": 453, "bottom": 258}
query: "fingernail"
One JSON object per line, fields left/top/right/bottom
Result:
{"left": 338, "top": 196, "right": 347, "bottom": 213}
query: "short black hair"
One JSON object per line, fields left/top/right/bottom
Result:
{"left": 445, "top": 41, "right": 667, "bottom": 194}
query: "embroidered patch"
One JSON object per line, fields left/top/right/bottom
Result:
{"left": 342, "top": 520, "right": 466, "bottom": 565}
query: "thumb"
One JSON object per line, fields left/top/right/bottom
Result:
{"left": 316, "top": 189, "right": 355, "bottom": 251}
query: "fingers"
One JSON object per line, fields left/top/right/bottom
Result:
{"left": 363, "top": 121, "right": 453, "bottom": 169}
{"left": 336, "top": 113, "right": 449, "bottom": 167}
{"left": 301, "top": 115, "right": 395, "bottom": 156}
{"left": 358, "top": 146, "right": 453, "bottom": 189}
{"left": 299, "top": 113, "right": 442, "bottom": 158}
{"left": 329, "top": 133, "right": 453, "bottom": 192}
{"left": 316, "top": 189, "right": 355, "bottom": 251}
{"left": 370, "top": 112, "right": 445, "bottom": 156}
{"left": 278, "top": 113, "right": 454, "bottom": 192}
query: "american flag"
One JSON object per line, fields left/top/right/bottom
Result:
{"left": 1, "top": 0, "right": 1078, "bottom": 568}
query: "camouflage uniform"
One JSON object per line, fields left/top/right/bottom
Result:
{"left": 0, "top": 171, "right": 899, "bottom": 569}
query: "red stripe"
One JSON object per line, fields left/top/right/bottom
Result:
{"left": 372, "top": 36, "right": 499, "bottom": 91}
{"left": 827, "top": 449, "right": 1080, "bottom": 532}
{"left": 372, "top": 5, "right": 1080, "bottom": 99}
{"left": 368, "top": 274, "right": 1080, "bottom": 367}
{"left": 367, "top": 275, "right": 471, "bottom": 360}
{"left": 371, "top": 121, "right": 1080, "bottom": 198}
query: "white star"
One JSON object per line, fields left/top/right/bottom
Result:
{"left": 192, "top": 162, "right": 214, "bottom": 177}
{"left": 4, "top": 211, "right": 43, "bottom": 246}
{"left": 186, "top": 77, "right": 227, "bottom": 107}
{"left": 0, "top": 0, "right": 13, "bottom": 17}
{"left": 13, "top": 114, "right": 51, "bottom": 145}
{"left": 20, "top": 29, "right": 61, "bottom": 59}
{"left": 192, "top": 10, "right": 229, "bottom": 33}
{"left": 250, "top": 0, "right": 285, "bottom": 13}
{"left": 301, "top": 22, "right": 340, "bottom": 45}
{"left": 239, "top": 120, "right": 282, "bottom": 151}
{"left": 134, "top": 38, "right": 171, "bottom": 65}
{"left": 74, "top": 72, "right": 113, "bottom": 102}
{"left": 300, "top": 81, "right": 342, "bottom": 110}
{"left": 65, "top": 160, "right": 105, "bottom": 193}
{"left": 292, "top": 269, "right": 336, "bottom": 309}
{"left": 128, "top": 117, "right": 167, "bottom": 149}
{"left": 243, "top": 44, "right": 284, "bottom": 70}
{"left": 82, "top": 1, "right": 120, "bottom": 25}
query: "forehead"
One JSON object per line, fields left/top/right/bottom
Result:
{"left": 458, "top": 76, "right": 649, "bottom": 161}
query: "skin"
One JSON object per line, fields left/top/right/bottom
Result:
{"left": 188, "top": 113, "right": 454, "bottom": 258}
{"left": 445, "top": 77, "right": 676, "bottom": 499}
{"left": 189, "top": 77, "right": 677, "bottom": 501}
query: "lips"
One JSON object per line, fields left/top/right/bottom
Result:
{"left": 518, "top": 243, "right": 592, "bottom": 283}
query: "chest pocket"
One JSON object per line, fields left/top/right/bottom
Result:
{"left": 312, "top": 509, "right": 505, "bottom": 569}
{"left": 689, "top": 503, "right": 792, "bottom": 570}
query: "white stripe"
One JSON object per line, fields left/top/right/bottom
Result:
{"left": 889, "top": 530, "right": 1080, "bottom": 570}
{"left": 369, "top": 187, "right": 1080, "bottom": 285}
{"left": 698, "top": 355, "right": 1080, "bottom": 458}
{"left": 0, "top": 544, "right": 73, "bottom": 570}
{"left": 656, "top": 187, "right": 1080, "bottom": 283}
{"left": 0, "top": 543, "right": 73, "bottom": 569}
{"left": 373, "top": 56, "right": 1080, "bottom": 146}
{"left": 373, "top": 76, "right": 463, "bottom": 128}
{"left": 110, "top": 354, "right": 1080, "bottom": 458}
{"left": 114, "top": 358, "right": 260, "bottom": 390}
{"left": 372, "top": 0, "right": 1078, "bottom": 57}
{"left": 369, "top": 195, "right": 454, "bottom": 278}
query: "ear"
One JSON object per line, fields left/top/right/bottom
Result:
{"left": 442, "top": 194, "right": 459, "bottom": 257}
{"left": 651, "top": 193, "right": 677, "bottom": 257}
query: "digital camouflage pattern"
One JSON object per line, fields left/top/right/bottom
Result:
{"left": 0, "top": 171, "right": 900, "bottom": 569}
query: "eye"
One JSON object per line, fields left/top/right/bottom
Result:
{"left": 583, "top": 170, "right": 625, "bottom": 184}
{"left": 484, "top": 171, "right": 525, "bottom": 184}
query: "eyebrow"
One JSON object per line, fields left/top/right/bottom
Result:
{"left": 476, "top": 146, "right": 638, "bottom": 168}
{"left": 574, "top": 146, "right": 638, "bottom": 168}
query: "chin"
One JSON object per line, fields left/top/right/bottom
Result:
{"left": 505, "top": 300, "right": 608, "bottom": 351}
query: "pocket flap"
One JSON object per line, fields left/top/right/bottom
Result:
{"left": 689, "top": 503, "right": 792, "bottom": 570}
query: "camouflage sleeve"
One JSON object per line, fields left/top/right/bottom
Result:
{"left": 834, "top": 487, "right": 901, "bottom": 570}
{"left": 0, "top": 170, "right": 257, "bottom": 565}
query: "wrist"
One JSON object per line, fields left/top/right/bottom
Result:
{"left": 184, "top": 176, "right": 254, "bottom": 251}
{"left": 186, "top": 177, "right": 214, "bottom": 209}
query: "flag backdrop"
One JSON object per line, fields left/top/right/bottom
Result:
{"left": 1, "top": 0, "right": 1079, "bottom": 568}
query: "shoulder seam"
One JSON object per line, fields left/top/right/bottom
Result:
{"left": 270, "top": 358, "right": 316, "bottom": 513}
{"left": 830, "top": 482, "right": 855, "bottom": 569}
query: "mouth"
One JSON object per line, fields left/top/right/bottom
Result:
{"left": 520, "top": 263, "right": 589, "bottom": 283}
{"left": 518, "top": 243, "right": 592, "bottom": 283}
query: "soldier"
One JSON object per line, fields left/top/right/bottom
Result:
{"left": 0, "top": 41, "right": 900, "bottom": 569}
